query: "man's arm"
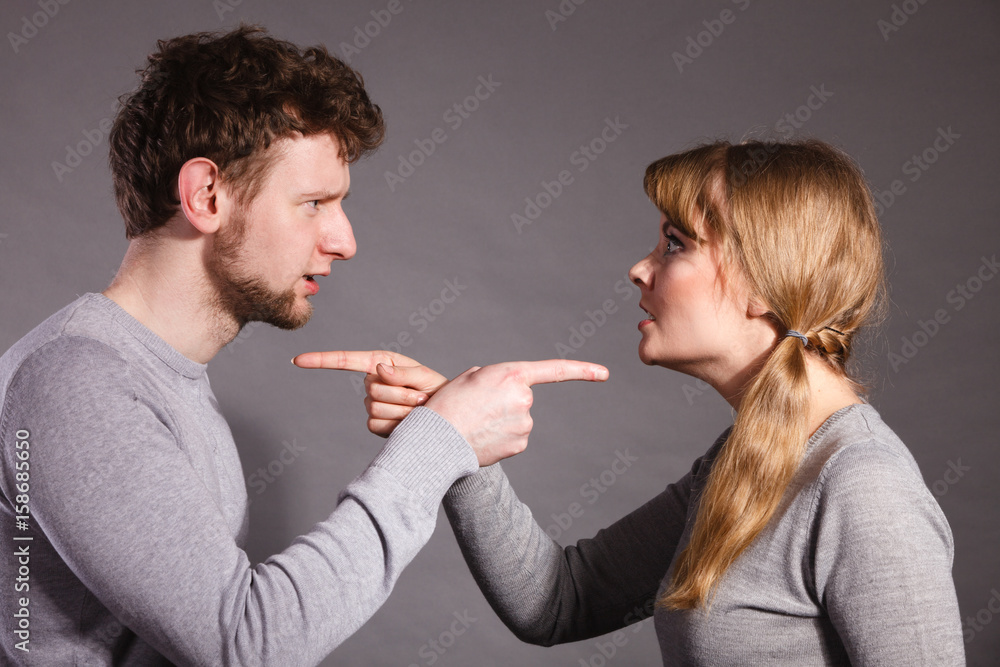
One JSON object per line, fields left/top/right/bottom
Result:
{"left": 299, "top": 350, "right": 719, "bottom": 646}
{"left": 1, "top": 340, "right": 606, "bottom": 664}
{"left": 293, "top": 350, "right": 610, "bottom": 466}
{"left": 0, "top": 339, "right": 470, "bottom": 665}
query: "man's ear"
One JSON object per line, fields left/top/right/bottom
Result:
{"left": 177, "top": 158, "right": 230, "bottom": 235}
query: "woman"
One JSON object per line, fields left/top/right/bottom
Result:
{"left": 345, "top": 139, "right": 965, "bottom": 664}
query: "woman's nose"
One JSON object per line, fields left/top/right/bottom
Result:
{"left": 628, "top": 255, "right": 652, "bottom": 289}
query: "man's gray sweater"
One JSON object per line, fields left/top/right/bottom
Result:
{"left": 0, "top": 293, "right": 478, "bottom": 665}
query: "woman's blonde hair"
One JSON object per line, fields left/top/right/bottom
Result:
{"left": 645, "top": 139, "right": 887, "bottom": 611}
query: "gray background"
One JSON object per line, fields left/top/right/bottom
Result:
{"left": 2, "top": 0, "right": 998, "bottom": 665}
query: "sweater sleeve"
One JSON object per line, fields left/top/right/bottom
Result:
{"left": 810, "top": 441, "right": 966, "bottom": 666}
{"left": 0, "top": 339, "right": 478, "bottom": 666}
{"left": 442, "top": 440, "right": 723, "bottom": 646}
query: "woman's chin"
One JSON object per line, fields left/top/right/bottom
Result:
{"left": 638, "top": 346, "right": 683, "bottom": 371}
{"left": 636, "top": 342, "right": 661, "bottom": 367}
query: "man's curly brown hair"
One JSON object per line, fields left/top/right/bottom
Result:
{"left": 109, "top": 24, "right": 385, "bottom": 238}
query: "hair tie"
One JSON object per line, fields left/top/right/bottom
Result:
{"left": 785, "top": 330, "right": 809, "bottom": 346}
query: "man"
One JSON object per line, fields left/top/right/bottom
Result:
{"left": 0, "top": 26, "right": 606, "bottom": 665}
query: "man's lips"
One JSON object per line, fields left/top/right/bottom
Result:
{"left": 302, "top": 271, "right": 328, "bottom": 295}
{"left": 303, "top": 276, "right": 319, "bottom": 295}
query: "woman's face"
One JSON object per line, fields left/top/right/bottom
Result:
{"left": 628, "top": 212, "right": 766, "bottom": 382}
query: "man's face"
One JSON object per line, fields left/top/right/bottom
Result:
{"left": 207, "top": 132, "right": 355, "bottom": 330}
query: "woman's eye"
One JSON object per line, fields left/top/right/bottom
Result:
{"left": 663, "top": 235, "right": 683, "bottom": 255}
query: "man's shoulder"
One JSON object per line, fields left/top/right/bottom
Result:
{"left": 0, "top": 294, "right": 131, "bottom": 401}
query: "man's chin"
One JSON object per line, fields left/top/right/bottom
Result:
{"left": 259, "top": 301, "right": 313, "bottom": 331}
{"left": 207, "top": 251, "right": 313, "bottom": 331}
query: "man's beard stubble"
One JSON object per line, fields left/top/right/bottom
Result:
{"left": 205, "top": 207, "right": 312, "bottom": 334}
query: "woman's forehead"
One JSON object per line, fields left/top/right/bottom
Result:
{"left": 660, "top": 206, "right": 714, "bottom": 242}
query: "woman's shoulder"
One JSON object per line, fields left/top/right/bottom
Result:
{"left": 800, "top": 403, "right": 921, "bottom": 486}
{"left": 801, "top": 404, "right": 956, "bottom": 581}
{"left": 799, "top": 404, "right": 948, "bottom": 531}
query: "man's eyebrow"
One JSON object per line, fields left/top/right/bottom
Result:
{"left": 301, "top": 189, "right": 350, "bottom": 201}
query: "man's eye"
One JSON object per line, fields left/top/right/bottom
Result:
{"left": 307, "top": 200, "right": 320, "bottom": 209}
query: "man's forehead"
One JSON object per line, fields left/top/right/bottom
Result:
{"left": 271, "top": 132, "right": 345, "bottom": 164}
{"left": 266, "top": 132, "right": 349, "bottom": 187}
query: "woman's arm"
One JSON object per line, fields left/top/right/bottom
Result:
{"left": 443, "top": 437, "right": 724, "bottom": 646}
{"left": 314, "top": 350, "right": 724, "bottom": 646}
{"left": 811, "top": 442, "right": 966, "bottom": 665}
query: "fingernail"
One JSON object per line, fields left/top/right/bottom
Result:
{"left": 597, "top": 368, "right": 609, "bottom": 381}
{"left": 416, "top": 394, "right": 427, "bottom": 405}
{"left": 379, "top": 363, "right": 395, "bottom": 375}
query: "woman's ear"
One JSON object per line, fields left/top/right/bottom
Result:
{"left": 747, "top": 295, "right": 770, "bottom": 319}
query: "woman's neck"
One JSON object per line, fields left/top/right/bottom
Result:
{"left": 800, "top": 354, "right": 863, "bottom": 437}
{"left": 714, "top": 349, "right": 862, "bottom": 437}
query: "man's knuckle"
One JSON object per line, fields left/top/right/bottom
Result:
{"left": 502, "top": 367, "right": 524, "bottom": 384}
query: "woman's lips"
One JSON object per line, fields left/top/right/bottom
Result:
{"left": 639, "top": 303, "right": 656, "bottom": 329}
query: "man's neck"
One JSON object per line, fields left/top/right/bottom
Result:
{"left": 103, "top": 234, "right": 239, "bottom": 364}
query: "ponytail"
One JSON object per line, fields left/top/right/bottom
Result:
{"left": 662, "top": 332, "right": 810, "bottom": 609}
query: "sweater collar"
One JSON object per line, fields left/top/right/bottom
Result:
{"left": 86, "top": 292, "right": 208, "bottom": 380}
